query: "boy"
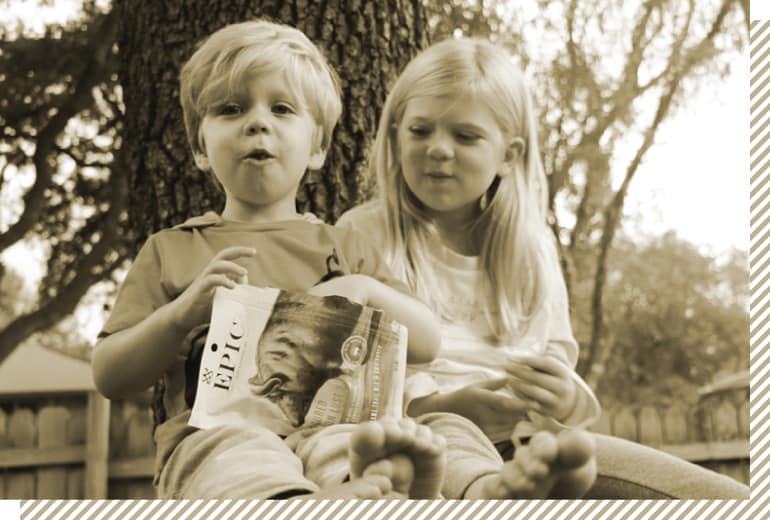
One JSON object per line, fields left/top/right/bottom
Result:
{"left": 92, "top": 19, "right": 444, "bottom": 499}
{"left": 92, "top": 19, "right": 590, "bottom": 500}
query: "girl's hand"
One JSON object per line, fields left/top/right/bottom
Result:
{"left": 505, "top": 354, "right": 577, "bottom": 422}
{"left": 170, "top": 246, "right": 255, "bottom": 330}
{"left": 308, "top": 274, "right": 371, "bottom": 305}
{"left": 443, "top": 379, "right": 528, "bottom": 437}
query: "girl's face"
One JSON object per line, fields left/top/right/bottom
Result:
{"left": 396, "top": 93, "right": 508, "bottom": 225}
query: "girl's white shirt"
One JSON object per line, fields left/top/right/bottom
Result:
{"left": 337, "top": 201, "right": 601, "bottom": 443}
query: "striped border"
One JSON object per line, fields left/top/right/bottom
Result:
{"left": 11, "top": 16, "right": 764, "bottom": 520}
{"left": 750, "top": 16, "right": 770, "bottom": 517}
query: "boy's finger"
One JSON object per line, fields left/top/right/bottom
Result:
{"left": 200, "top": 273, "right": 237, "bottom": 293}
{"left": 213, "top": 246, "right": 257, "bottom": 261}
{"left": 206, "top": 260, "right": 249, "bottom": 278}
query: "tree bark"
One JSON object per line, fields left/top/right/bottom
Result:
{"left": 116, "top": 0, "right": 428, "bottom": 248}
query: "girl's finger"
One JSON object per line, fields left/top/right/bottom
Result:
{"left": 506, "top": 366, "right": 562, "bottom": 393}
{"left": 507, "top": 378, "right": 556, "bottom": 406}
{"left": 510, "top": 354, "right": 570, "bottom": 378}
{"left": 472, "top": 377, "right": 512, "bottom": 391}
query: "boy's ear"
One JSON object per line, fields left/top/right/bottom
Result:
{"left": 308, "top": 148, "right": 328, "bottom": 170}
{"left": 504, "top": 137, "right": 526, "bottom": 164}
{"left": 308, "top": 126, "right": 328, "bottom": 170}
{"left": 193, "top": 151, "right": 210, "bottom": 171}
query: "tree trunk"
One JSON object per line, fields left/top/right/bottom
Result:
{"left": 116, "top": 0, "right": 428, "bottom": 247}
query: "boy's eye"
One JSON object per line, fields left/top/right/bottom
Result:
{"left": 217, "top": 103, "right": 242, "bottom": 116}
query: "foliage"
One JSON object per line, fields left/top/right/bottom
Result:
{"left": 0, "top": 4, "right": 128, "bottom": 362}
{"left": 591, "top": 233, "right": 749, "bottom": 407}
{"left": 0, "top": 0, "right": 751, "bottom": 409}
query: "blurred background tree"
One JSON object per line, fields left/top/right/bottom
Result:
{"left": 0, "top": 0, "right": 749, "bottom": 408}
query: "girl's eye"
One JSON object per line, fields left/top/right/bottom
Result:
{"left": 272, "top": 103, "right": 295, "bottom": 115}
{"left": 408, "top": 126, "right": 431, "bottom": 137}
{"left": 456, "top": 132, "right": 480, "bottom": 142}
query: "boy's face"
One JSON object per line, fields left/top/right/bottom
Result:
{"left": 196, "top": 70, "right": 326, "bottom": 218}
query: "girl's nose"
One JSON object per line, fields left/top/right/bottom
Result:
{"left": 427, "top": 139, "right": 454, "bottom": 161}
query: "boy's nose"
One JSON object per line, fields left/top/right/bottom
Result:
{"left": 244, "top": 110, "right": 270, "bottom": 135}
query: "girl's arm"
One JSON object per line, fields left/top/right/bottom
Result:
{"left": 308, "top": 273, "right": 441, "bottom": 364}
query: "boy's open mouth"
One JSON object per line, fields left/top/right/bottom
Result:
{"left": 244, "top": 148, "right": 275, "bottom": 161}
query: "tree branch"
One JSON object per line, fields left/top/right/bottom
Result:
{"left": 0, "top": 10, "right": 118, "bottom": 252}
{"left": 583, "top": 0, "right": 736, "bottom": 386}
{"left": 0, "top": 153, "right": 128, "bottom": 364}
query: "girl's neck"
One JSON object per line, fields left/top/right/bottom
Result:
{"left": 426, "top": 202, "right": 483, "bottom": 256}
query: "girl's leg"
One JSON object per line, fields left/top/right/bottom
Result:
{"left": 419, "top": 412, "right": 596, "bottom": 499}
{"left": 498, "top": 433, "right": 748, "bottom": 498}
{"left": 586, "top": 433, "right": 749, "bottom": 499}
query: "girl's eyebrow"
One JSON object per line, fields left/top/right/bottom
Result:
{"left": 454, "top": 122, "right": 487, "bottom": 133}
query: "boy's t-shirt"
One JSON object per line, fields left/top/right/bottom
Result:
{"left": 99, "top": 211, "right": 402, "bottom": 479}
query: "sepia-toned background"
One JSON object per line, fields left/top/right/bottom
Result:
{"left": 0, "top": 0, "right": 756, "bottom": 517}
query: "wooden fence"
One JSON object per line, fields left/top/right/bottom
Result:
{"left": 589, "top": 384, "right": 750, "bottom": 485}
{"left": 0, "top": 384, "right": 749, "bottom": 498}
{"left": 0, "top": 392, "right": 154, "bottom": 499}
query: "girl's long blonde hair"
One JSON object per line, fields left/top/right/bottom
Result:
{"left": 371, "top": 37, "right": 553, "bottom": 343}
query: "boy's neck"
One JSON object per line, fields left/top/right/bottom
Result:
{"left": 221, "top": 200, "right": 302, "bottom": 224}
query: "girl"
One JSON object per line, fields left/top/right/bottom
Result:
{"left": 338, "top": 37, "right": 749, "bottom": 499}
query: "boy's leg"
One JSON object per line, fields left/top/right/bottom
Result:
{"left": 292, "top": 417, "right": 447, "bottom": 498}
{"left": 158, "top": 425, "right": 319, "bottom": 499}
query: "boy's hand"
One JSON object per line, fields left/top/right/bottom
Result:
{"left": 170, "top": 246, "right": 255, "bottom": 330}
{"left": 504, "top": 354, "right": 577, "bottom": 422}
{"left": 308, "top": 274, "right": 371, "bottom": 305}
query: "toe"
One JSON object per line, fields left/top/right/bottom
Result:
{"left": 556, "top": 430, "right": 595, "bottom": 468}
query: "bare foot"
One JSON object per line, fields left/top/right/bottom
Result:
{"left": 349, "top": 417, "right": 447, "bottom": 498}
{"left": 292, "top": 457, "right": 406, "bottom": 499}
{"left": 465, "top": 429, "right": 596, "bottom": 499}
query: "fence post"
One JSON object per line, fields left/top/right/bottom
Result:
{"left": 85, "top": 391, "right": 110, "bottom": 499}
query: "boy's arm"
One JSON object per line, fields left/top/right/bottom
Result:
{"left": 92, "top": 304, "right": 192, "bottom": 399}
{"left": 308, "top": 274, "right": 441, "bottom": 364}
{"left": 92, "top": 245, "right": 255, "bottom": 400}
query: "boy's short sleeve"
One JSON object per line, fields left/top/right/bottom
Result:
{"left": 344, "top": 226, "right": 409, "bottom": 294}
{"left": 336, "top": 202, "right": 410, "bottom": 292}
{"left": 100, "top": 234, "right": 171, "bottom": 336}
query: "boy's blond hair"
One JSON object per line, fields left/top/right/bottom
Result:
{"left": 180, "top": 19, "right": 342, "bottom": 158}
